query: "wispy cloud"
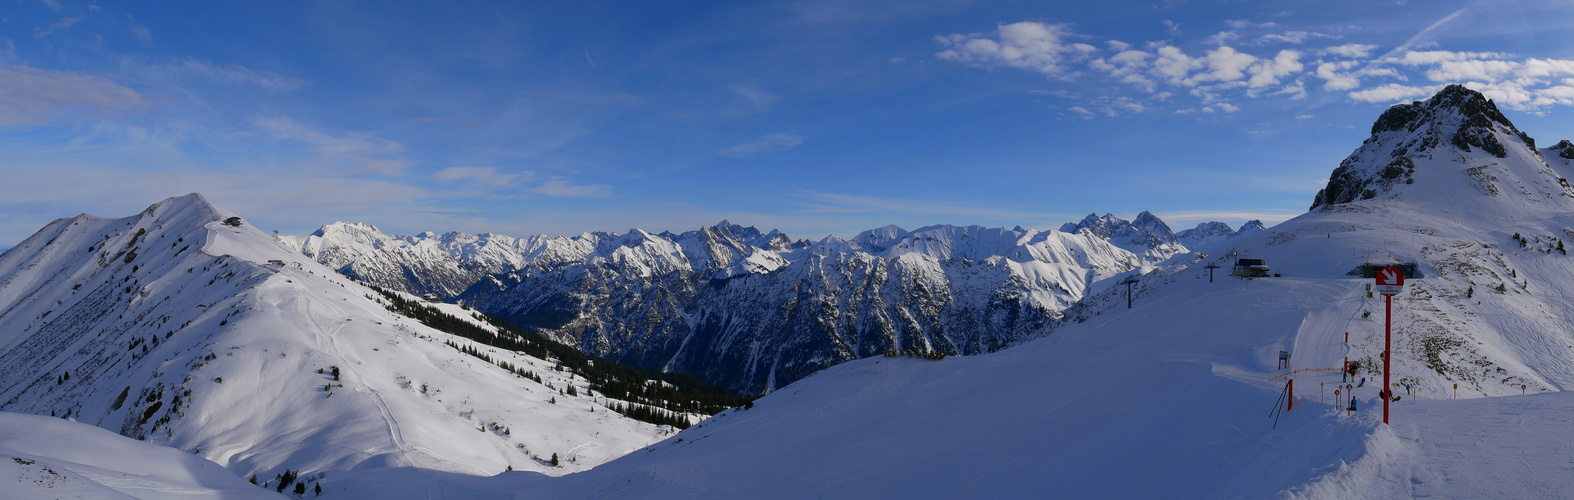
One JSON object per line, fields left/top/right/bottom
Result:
{"left": 1257, "top": 31, "right": 1336, "bottom": 45}
{"left": 122, "top": 57, "right": 309, "bottom": 92}
{"left": 432, "top": 166, "right": 530, "bottom": 186}
{"left": 0, "top": 66, "right": 145, "bottom": 125}
{"left": 731, "top": 85, "right": 781, "bottom": 111}
{"left": 34, "top": 17, "right": 81, "bottom": 38}
{"left": 130, "top": 25, "right": 153, "bottom": 44}
{"left": 793, "top": 189, "right": 1074, "bottom": 222}
{"left": 721, "top": 133, "right": 806, "bottom": 157}
{"left": 252, "top": 115, "right": 409, "bottom": 175}
{"left": 529, "top": 177, "right": 611, "bottom": 198}
{"left": 0, "top": 165, "right": 432, "bottom": 243}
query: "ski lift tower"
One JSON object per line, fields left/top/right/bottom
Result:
{"left": 1120, "top": 275, "right": 1140, "bottom": 308}
{"left": 1203, "top": 264, "right": 1220, "bottom": 283}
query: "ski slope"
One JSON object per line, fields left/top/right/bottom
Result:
{"left": 307, "top": 269, "right": 1574, "bottom": 499}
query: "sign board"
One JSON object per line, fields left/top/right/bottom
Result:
{"left": 1375, "top": 265, "right": 1405, "bottom": 295}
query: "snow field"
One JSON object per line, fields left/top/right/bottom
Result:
{"left": 0, "top": 412, "right": 283, "bottom": 499}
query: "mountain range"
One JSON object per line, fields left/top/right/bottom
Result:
{"left": 277, "top": 209, "right": 1262, "bottom": 393}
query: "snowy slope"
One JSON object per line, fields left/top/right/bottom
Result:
{"left": 0, "top": 412, "right": 283, "bottom": 499}
{"left": 0, "top": 194, "right": 677, "bottom": 485}
{"left": 299, "top": 84, "right": 1574, "bottom": 498}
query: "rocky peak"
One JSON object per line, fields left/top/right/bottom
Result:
{"left": 1548, "top": 140, "right": 1574, "bottom": 160}
{"left": 1130, "top": 211, "right": 1178, "bottom": 242}
{"left": 1311, "top": 84, "right": 1543, "bottom": 210}
{"left": 1060, "top": 212, "right": 1185, "bottom": 260}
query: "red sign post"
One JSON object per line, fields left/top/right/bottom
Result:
{"left": 1375, "top": 265, "right": 1404, "bottom": 424}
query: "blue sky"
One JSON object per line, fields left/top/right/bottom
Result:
{"left": 4, "top": 0, "right": 1574, "bottom": 246}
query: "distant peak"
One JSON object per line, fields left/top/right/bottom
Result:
{"left": 148, "top": 193, "right": 221, "bottom": 218}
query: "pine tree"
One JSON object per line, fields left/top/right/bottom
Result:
{"left": 315, "top": 484, "right": 322, "bottom": 496}
{"left": 295, "top": 482, "right": 306, "bottom": 496}
{"left": 550, "top": 453, "right": 559, "bottom": 467}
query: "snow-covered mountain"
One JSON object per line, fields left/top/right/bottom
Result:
{"left": 1175, "top": 219, "right": 1265, "bottom": 249}
{"left": 283, "top": 217, "right": 1199, "bottom": 393}
{"left": 308, "top": 83, "right": 1574, "bottom": 499}
{"left": 0, "top": 194, "right": 697, "bottom": 488}
{"left": 1059, "top": 211, "right": 1190, "bottom": 261}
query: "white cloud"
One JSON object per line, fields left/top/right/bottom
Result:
{"left": 1090, "top": 49, "right": 1156, "bottom": 91}
{"left": 1348, "top": 83, "right": 1437, "bottom": 103}
{"left": 530, "top": 177, "right": 611, "bottom": 198}
{"left": 1324, "top": 43, "right": 1377, "bottom": 59}
{"left": 1246, "top": 50, "right": 1303, "bottom": 89}
{"left": 936, "top": 22, "right": 1095, "bottom": 77}
{"left": 721, "top": 133, "right": 806, "bottom": 158}
{"left": 122, "top": 57, "right": 309, "bottom": 92}
{"left": 1184, "top": 46, "right": 1257, "bottom": 85}
{"left": 1351, "top": 51, "right": 1574, "bottom": 110}
{"left": 1391, "top": 50, "right": 1508, "bottom": 66}
{"left": 432, "top": 166, "right": 529, "bottom": 187}
{"left": 1206, "top": 31, "right": 1239, "bottom": 45}
{"left": 0, "top": 66, "right": 145, "bottom": 125}
{"left": 1316, "top": 61, "right": 1362, "bottom": 91}
{"left": 1425, "top": 59, "right": 1520, "bottom": 83}
{"left": 1150, "top": 44, "right": 1199, "bottom": 85}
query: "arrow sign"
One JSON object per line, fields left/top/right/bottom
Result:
{"left": 1375, "top": 265, "right": 1405, "bottom": 295}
